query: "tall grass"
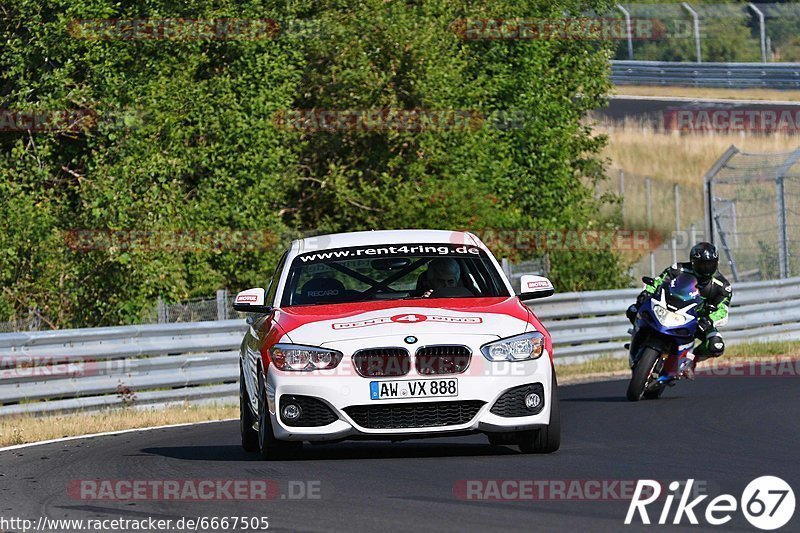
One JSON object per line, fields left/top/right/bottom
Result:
{"left": 598, "top": 120, "right": 800, "bottom": 187}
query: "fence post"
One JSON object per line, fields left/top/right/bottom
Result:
{"left": 681, "top": 2, "right": 702, "bottom": 63}
{"left": 672, "top": 237, "right": 678, "bottom": 264}
{"left": 703, "top": 145, "right": 741, "bottom": 248}
{"left": 777, "top": 175, "right": 789, "bottom": 279}
{"left": 217, "top": 289, "right": 229, "bottom": 320}
{"left": 157, "top": 297, "right": 167, "bottom": 324}
{"left": 775, "top": 149, "right": 800, "bottom": 279}
{"left": 646, "top": 176, "right": 655, "bottom": 276}
{"left": 674, "top": 183, "right": 681, "bottom": 235}
{"left": 748, "top": 3, "right": 767, "bottom": 64}
{"left": 714, "top": 214, "right": 740, "bottom": 282}
{"left": 617, "top": 4, "right": 634, "bottom": 60}
{"left": 501, "top": 257, "right": 511, "bottom": 280}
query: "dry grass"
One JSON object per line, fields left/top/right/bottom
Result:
{"left": 598, "top": 121, "right": 800, "bottom": 187}
{"left": 0, "top": 403, "right": 236, "bottom": 448}
{"left": 614, "top": 86, "right": 800, "bottom": 102}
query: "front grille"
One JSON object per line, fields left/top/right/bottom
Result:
{"left": 344, "top": 400, "right": 485, "bottom": 429}
{"left": 279, "top": 395, "right": 338, "bottom": 427}
{"left": 415, "top": 345, "right": 471, "bottom": 375}
{"left": 353, "top": 348, "right": 410, "bottom": 377}
{"left": 490, "top": 383, "right": 545, "bottom": 417}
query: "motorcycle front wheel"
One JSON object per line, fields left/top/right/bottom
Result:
{"left": 626, "top": 346, "right": 660, "bottom": 402}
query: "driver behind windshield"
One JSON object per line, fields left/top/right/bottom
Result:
{"left": 426, "top": 258, "right": 462, "bottom": 289}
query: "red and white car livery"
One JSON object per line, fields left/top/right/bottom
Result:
{"left": 236, "top": 229, "right": 559, "bottom": 458}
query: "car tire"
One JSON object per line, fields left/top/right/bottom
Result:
{"left": 239, "top": 364, "right": 259, "bottom": 452}
{"left": 257, "top": 370, "right": 302, "bottom": 460}
{"left": 517, "top": 372, "right": 561, "bottom": 454}
{"left": 626, "top": 346, "right": 660, "bottom": 402}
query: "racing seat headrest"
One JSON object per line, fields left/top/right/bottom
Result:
{"left": 298, "top": 277, "right": 346, "bottom": 304}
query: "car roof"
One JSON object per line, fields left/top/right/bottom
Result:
{"left": 292, "top": 229, "right": 484, "bottom": 253}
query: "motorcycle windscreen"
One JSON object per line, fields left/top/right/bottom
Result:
{"left": 663, "top": 273, "right": 702, "bottom": 311}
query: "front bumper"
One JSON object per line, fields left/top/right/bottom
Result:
{"left": 265, "top": 353, "right": 554, "bottom": 441}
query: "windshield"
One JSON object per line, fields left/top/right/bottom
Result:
{"left": 281, "top": 243, "right": 510, "bottom": 306}
{"left": 662, "top": 273, "right": 702, "bottom": 309}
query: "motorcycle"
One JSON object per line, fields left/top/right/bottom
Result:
{"left": 626, "top": 273, "right": 705, "bottom": 401}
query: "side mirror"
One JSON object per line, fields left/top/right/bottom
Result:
{"left": 518, "top": 275, "right": 555, "bottom": 300}
{"left": 642, "top": 276, "right": 655, "bottom": 286}
{"left": 232, "top": 288, "right": 273, "bottom": 314}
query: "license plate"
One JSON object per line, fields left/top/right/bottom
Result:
{"left": 370, "top": 379, "right": 458, "bottom": 400}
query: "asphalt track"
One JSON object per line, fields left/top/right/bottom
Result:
{"left": 2, "top": 376, "right": 798, "bottom": 532}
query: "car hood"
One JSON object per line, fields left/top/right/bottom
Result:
{"left": 274, "top": 297, "right": 534, "bottom": 345}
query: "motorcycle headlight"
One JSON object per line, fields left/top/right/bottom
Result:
{"left": 652, "top": 304, "right": 690, "bottom": 327}
{"left": 270, "top": 344, "right": 343, "bottom": 371}
{"left": 481, "top": 332, "right": 545, "bottom": 362}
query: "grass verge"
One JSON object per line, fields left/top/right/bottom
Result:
{"left": 0, "top": 403, "right": 236, "bottom": 448}
{"left": 2, "top": 341, "right": 798, "bottom": 448}
{"left": 614, "top": 86, "right": 800, "bottom": 102}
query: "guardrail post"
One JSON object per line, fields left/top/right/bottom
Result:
{"left": 681, "top": 2, "right": 702, "bottom": 63}
{"left": 157, "top": 297, "right": 167, "bottom": 324}
{"left": 748, "top": 3, "right": 767, "bottom": 64}
{"left": 216, "top": 289, "right": 229, "bottom": 320}
{"left": 616, "top": 4, "right": 634, "bottom": 60}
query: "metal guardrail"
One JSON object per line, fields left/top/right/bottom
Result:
{"left": 2, "top": 276, "right": 799, "bottom": 417}
{"left": 611, "top": 60, "right": 800, "bottom": 89}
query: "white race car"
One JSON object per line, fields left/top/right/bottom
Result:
{"left": 234, "top": 229, "right": 559, "bottom": 459}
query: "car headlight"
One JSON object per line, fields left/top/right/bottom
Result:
{"left": 481, "top": 332, "right": 545, "bottom": 362}
{"left": 652, "top": 304, "right": 691, "bottom": 327}
{"left": 270, "top": 343, "right": 343, "bottom": 371}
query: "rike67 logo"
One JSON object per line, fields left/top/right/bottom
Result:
{"left": 626, "top": 477, "right": 795, "bottom": 530}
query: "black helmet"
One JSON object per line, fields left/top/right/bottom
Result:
{"left": 690, "top": 242, "right": 718, "bottom": 279}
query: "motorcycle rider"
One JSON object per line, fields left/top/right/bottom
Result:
{"left": 626, "top": 242, "right": 732, "bottom": 379}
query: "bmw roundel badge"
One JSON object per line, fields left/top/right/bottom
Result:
{"left": 404, "top": 336, "right": 417, "bottom": 344}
